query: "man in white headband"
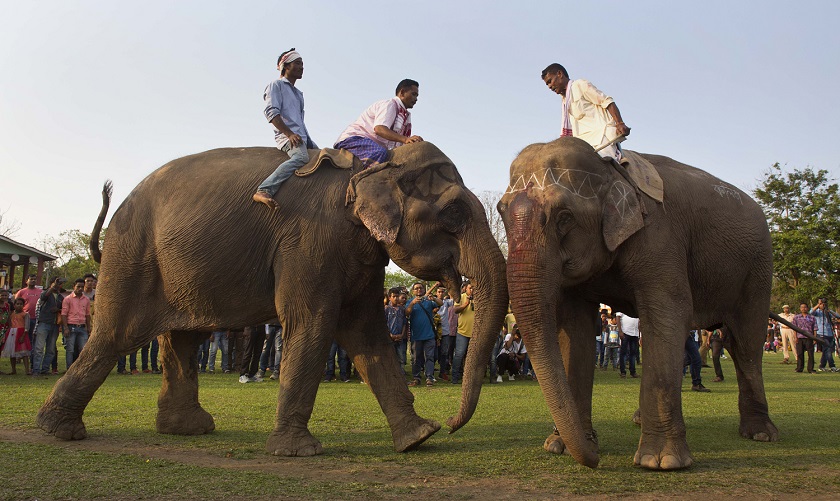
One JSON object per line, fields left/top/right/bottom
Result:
{"left": 541, "top": 63, "right": 630, "bottom": 163}
{"left": 253, "top": 48, "right": 318, "bottom": 210}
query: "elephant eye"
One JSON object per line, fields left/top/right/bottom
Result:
{"left": 438, "top": 199, "right": 470, "bottom": 234}
{"left": 555, "top": 209, "right": 575, "bottom": 238}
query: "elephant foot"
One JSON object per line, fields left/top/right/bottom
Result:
{"left": 156, "top": 405, "right": 215, "bottom": 435}
{"left": 266, "top": 427, "right": 323, "bottom": 457}
{"left": 544, "top": 430, "right": 569, "bottom": 455}
{"left": 739, "top": 417, "right": 779, "bottom": 442}
{"left": 632, "top": 408, "right": 642, "bottom": 426}
{"left": 634, "top": 432, "right": 693, "bottom": 470}
{"left": 544, "top": 427, "right": 598, "bottom": 456}
{"left": 36, "top": 404, "right": 88, "bottom": 440}
{"left": 392, "top": 417, "right": 441, "bottom": 452}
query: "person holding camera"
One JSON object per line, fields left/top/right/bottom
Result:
{"left": 450, "top": 282, "right": 475, "bottom": 384}
{"left": 32, "top": 277, "right": 65, "bottom": 376}
{"left": 811, "top": 298, "right": 838, "bottom": 372}
{"left": 405, "top": 282, "right": 442, "bottom": 387}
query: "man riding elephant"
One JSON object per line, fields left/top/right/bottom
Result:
{"left": 334, "top": 79, "right": 424, "bottom": 168}
{"left": 253, "top": 48, "right": 318, "bottom": 210}
{"left": 541, "top": 63, "right": 631, "bottom": 163}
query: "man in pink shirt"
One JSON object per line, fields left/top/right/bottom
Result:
{"left": 60, "top": 278, "right": 92, "bottom": 369}
{"left": 333, "top": 79, "right": 424, "bottom": 167}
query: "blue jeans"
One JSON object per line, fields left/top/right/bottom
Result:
{"left": 117, "top": 352, "right": 138, "bottom": 372}
{"left": 393, "top": 338, "right": 407, "bottom": 375}
{"left": 208, "top": 331, "right": 229, "bottom": 372}
{"left": 197, "top": 338, "right": 211, "bottom": 371}
{"left": 818, "top": 335, "right": 836, "bottom": 369}
{"left": 685, "top": 335, "right": 702, "bottom": 386}
{"left": 32, "top": 322, "right": 59, "bottom": 375}
{"left": 521, "top": 353, "right": 533, "bottom": 376}
{"left": 260, "top": 325, "right": 283, "bottom": 372}
{"left": 411, "top": 339, "right": 436, "bottom": 381}
{"left": 64, "top": 325, "right": 89, "bottom": 369}
{"left": 141, "top": 338, "right": 159, "bottom": 371}
{"left": 619, "top": 336, "right": 639, "bottom": 376}
{"left": 603, "top": 345, "right": 619, "bottom": 368}
{"left": 451, "top": 333, "right": 471, "bottom": 383}
{"left": 257, "top": 144, "right": 310, "bottom": 196}
{"left": 438, "top": 335, "right": 455, "bottom": 376}
{"left": 325, "top": 341, "right": 349, "bottom": 381}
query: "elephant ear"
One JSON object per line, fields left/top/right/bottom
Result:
{"left": 601, "top": 178, "right": 644, "bottom": 252}
{"left": 351, "top": 167, "right": 403, "bottom": 245}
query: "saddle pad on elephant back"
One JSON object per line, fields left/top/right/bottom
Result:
{"left": 295, "top": 148, "right": 361, "bottom": 177}
{"left": 621, "top": 150, "right": 664, "bottom": 203}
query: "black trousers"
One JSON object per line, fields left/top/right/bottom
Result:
{"left": 795, "top": 338, "right": 815, "bottom": 373}
{"left": 240, "top": 326, "right": 264, "bottom": 377}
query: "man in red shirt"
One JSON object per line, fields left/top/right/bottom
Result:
{"left": 60, "top": 278, "right": 92, "bottom": 369}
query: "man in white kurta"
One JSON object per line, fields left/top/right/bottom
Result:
{"left": 541, "top": 63, "right": 631, "bottom": 162}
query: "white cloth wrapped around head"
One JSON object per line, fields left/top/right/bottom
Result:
{"left": 278, "top": 50, "right": 302, "bottom": 69}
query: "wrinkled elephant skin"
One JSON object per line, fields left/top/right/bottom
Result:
{"left": 36, "top": 142, "right": 507, "bottom": 457}
{"left": 498, "top": 137, "right": 778, "bottom": 470}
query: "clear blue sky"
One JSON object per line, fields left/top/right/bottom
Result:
{"left": 2, "top": 0, "right": 838, "bottom": 247}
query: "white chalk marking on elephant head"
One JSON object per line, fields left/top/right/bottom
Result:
{"left": 602, "top": 180, "right": 644, "bottom": 252}
{"left": 506, "top": 168, "right": 603, "bottom": 199}
{"left": 712, "top": 184, "right": 743, "bottom": 205}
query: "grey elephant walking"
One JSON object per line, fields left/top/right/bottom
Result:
{"left": 496, "top": 137, "right": 778, "bottom": 470}
{"left": 36, "top": 142, "right": 508, "bottom": 456}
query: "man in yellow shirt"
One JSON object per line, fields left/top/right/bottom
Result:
{"left": 450, "top": 282, "right": 474, "bottom": 384}
{"left": 541, "top": 63, "right": 631, "bottom": 163}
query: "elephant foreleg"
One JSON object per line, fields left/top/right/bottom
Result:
{"left": 155, "top": 331, "right": 215, "bottom": 435}
{"left": 335, "top": 295, "right": 440, "bottom": 452}
{"left": 633, "top": 292, "right": 694, "bottom": 470}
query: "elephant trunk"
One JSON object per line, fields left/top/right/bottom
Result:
{"left": 504, "top": 192, "right": 599, "bottom": 468}
{"left": 446, "top": 210, "right": 509, "bottom": 433}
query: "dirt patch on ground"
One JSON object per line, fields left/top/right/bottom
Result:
{"left": 0, "top": 428, "right": 556, "bottom": 500}
{"left": 3, "top": 427, "right": 837, "bottom": 500}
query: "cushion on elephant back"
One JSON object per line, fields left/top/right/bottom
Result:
{"left": 295, "top": 148, "right": 361, "bottom": 177}
{"left": 621, "top": 150, "right": 663, "bottom": 203}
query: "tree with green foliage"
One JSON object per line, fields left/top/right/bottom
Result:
{"left": 384, "top": 268, "right": 420, "bottom": 292}
{"left": 40, "top": 229, "right": 105, "bottom": 282}
{"left": 753, "top": 164, "right": 840, "bottom": 306}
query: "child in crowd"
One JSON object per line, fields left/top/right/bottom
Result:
{"left": 603, "top": 314, "right": 621, "bottom": 369}
{"left": 2, "top": 297, "right": 32, "bottom": 374}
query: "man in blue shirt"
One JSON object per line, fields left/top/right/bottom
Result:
{"left": 811, "top": 298, "right": 838, "bottom": 372}
{"left": 253, "top": 48, "right": 318, "bottom": 210}
{"left": 405, "top": 282, "right": 442, "bottom": 387}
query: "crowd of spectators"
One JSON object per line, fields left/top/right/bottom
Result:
{"left": 2, "top": 275, "right": 840, "bottom": 388}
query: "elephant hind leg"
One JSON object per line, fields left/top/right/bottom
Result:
{"left": 155, "top": 331, "right": 215, "bottom": 436}
{"left": 37, "top": 329, "right": 119, "bottom": 440}
{"left": 723, "top": 314, "right": 779, "bottom": 442}
{"left": 266, "top": 309, "right": 335, "bottom": 457}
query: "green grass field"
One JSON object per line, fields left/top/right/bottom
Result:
{"left": 1, "top": 351, "right": 838, "bottom": 500}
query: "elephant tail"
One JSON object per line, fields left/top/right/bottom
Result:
{"left": 90, "top": 180, "right": 112, "bottom": 264}
{"left": 769, "top": 311, "right": 826, "bottom": 346}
